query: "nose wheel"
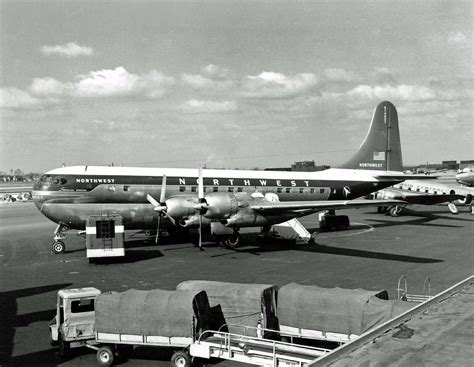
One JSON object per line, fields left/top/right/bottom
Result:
{"left": 51, "top": 223, "right": 69, "bottom": 254}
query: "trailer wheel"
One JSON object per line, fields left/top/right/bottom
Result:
{"left": 97, "top": 345, "right": 114, "bottom": 366}
{"left": 171, "top": 350, "right": 191, "bottom": 367}
{"left": 52, "top": 241, "right": 65, "bottom": 254}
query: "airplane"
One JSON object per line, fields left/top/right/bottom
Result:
{"left": 372, "top": 179, "right": 473, "bottom": 216}
{"left": 32, "top": 101, "right": 420, "bottom": 254}
{"left": 456, "top": 167, "right": 474, "bottom": 187}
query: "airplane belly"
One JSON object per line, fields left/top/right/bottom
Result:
{"left": 40, "top": 203, "right": 166, "bottom": 230}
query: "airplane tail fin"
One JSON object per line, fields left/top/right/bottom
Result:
{"left": 340, "top": 101, "right": 403, "bottom": 172}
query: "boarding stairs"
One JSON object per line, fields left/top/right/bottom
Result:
{"left": 190, "top": 329, "right": 330, "bottom": 366}
{"left": 397, "top": 275, "right": 432, "bottom": 303}
{"left": 272, "top": 219, "right": 312, "bottom": 244}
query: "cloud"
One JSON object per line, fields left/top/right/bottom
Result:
{"left": 181, "top": 99, "right": 237, "bottom": 113}
{"left": 347, "top": 84, "right": 436, "bottom": 101}
{"left": 0, "top": 87, "right": 53, "bottom": 109}
{"left": 323, "top": 68, "right": 360, "bottom": 82}
{"left": 447, "top": 31, "right": 469, "bottom": 49}
{"left": 181, "top": 64, "right": 233, "bottom": 90}
{"left": 40, "top": 42, "right": 93, "bottom": 58}
{"left": 240, "top": 72, "right": 318, "bottom": 99}
{"left": 29, "top": 67, "right": 175, "bottom": 98}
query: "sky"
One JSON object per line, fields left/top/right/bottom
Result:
{"left": 0, "top": 0, "right": 472, "bottom": 173}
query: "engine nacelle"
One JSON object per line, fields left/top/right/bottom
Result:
{"left": 454, "top": 193, "right": 472, "bottom": 206}
{"left": 203, "top": 193, "right": 239, "bottom": 220}
{"left": 179, "top": 215, "right": 211, "bottom": 228}
{"left": 166, "top": 197, "right": 196, "bottom": 218}
{"left": 221, "top": 211, "right": 269, "bottom": 228}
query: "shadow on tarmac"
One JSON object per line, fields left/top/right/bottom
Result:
{"left": 0, "top": 283, "right": 72, "bottom": 365}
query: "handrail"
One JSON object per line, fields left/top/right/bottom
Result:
{"left": 196, "top": 329, "right": 331, "bottom": 354}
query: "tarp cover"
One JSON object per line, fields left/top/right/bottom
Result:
{"left": 95, "top": 289, "right": 211, "bottom": 337}
{"left": 176, "top": 280, "right": 278, "bottom": 336}
{"left": 279, "top": 283, "right": 413, "bottom": 335}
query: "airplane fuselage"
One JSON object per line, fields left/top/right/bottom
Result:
{"left": 32, "top": 166, "right": 401, "bottom": 230}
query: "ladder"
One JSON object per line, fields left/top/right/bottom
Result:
{"left": 397, "top": 275, "right": 432, "bottom": 303}
{"left": 190, "top": 330, "right": 330, "bottom": 366}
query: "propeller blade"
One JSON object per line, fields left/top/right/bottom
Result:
{"left": 198, "top": 214, "right": 203, "bottom": 251}
{"left": 147, "top": 194, "right": 160, "bottom": 208}
{"left": 160, "top": 175, "right": 167, "bottom": 204}
{"left": 198, "top": 167, "right": 204, "bottom": 201}
{"left": 155, "top": 214, "right": 160, "bottom": 244}
{"left": 163, "top": 211, "right": 176, "bottom": 225}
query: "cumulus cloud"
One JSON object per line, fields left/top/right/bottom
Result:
{"left": 240, "top": 72, "right": 318, "bottom": 99}
{"left": 0, "top": 87, "right": 52, "bottom": 109}
{"left": 323, "top": 68, "right": 360, "bottom": 82}
{"left": 447, "top": 31, "right": 469, "bottom": 48}
{"left": 29, "top": 67, "right": 175, "bottom": 98}
{"left": 40, "top": 42, "right": 93, "bottom": 58}
{"left": 181, "top": 99, "right": 237, "bottom": 113}
{"left": 181, "top": 64, "right": 233, "bottom": 90}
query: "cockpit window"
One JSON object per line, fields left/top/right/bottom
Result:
{"left": 37, "top": 175, "right": 67, "bottom": 186}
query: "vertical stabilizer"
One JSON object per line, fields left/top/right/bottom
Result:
{"left": 340, "top": 101, "right": 403, "bottom": 171}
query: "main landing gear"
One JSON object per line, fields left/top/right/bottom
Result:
{"left": 223, "top": 230, "right": 241, "bottom": 249}
{"left": 377, "top": 205, "right": 404, "bottom": 217}
{"left": 51, "top": 223, "right": 69, "bottom": 254}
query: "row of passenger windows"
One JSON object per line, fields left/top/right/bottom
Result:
{"left": 178, "top": 186, "right": 326, "bottom": 194}
{"left": 400, "top": 185, "right": 446, "bottom": 195}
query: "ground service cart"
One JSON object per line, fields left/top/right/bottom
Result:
{"left": 86, "top": 214, "right": 125, "bottom": 262}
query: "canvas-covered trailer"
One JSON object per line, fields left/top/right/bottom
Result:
{"left": 177, "top": 280, "right": 279, "bottom": 338}
{"left": 278, "top": 283, "right": 414, "bottom": 343}
{"left": 51, "top": 287, "right": 212, "bottom": 366}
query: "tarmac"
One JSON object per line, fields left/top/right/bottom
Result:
{"left": 0, "top": 201, "right": 473, "bottom": 366}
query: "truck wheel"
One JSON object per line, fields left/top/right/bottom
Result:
{"left": 58, "top": 336, "right": 69, "bottom": 358}
{"left": 97, "top": 345, "right": 114, "bottom": 366}
{"left": 52, "top": 241, "right": 65, "bottom": 254}
{"left": 171, "top": 350, "right": 191, "bottom": 367}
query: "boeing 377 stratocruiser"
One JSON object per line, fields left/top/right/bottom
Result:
{"left": 33, "top": 101, "right": 416, "bottom": 254}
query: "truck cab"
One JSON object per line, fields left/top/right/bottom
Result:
{"left": 50, "top": 287, "right": 100, "bottom": 353}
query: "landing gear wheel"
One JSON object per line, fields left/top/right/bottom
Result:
{"left": 171, "top": 350, "right": 191, "bottom": 367}
{"left": 224, "top": 232, "right": 241, "bottom": 249}
{"left": 96, "top": 345, "right": 114, "bottom": 366}
{"left": 52, "top": 241, "right": 65, "bottom": 254}
{"left": 389, "top": 206, "right": 402, "bottom": 217}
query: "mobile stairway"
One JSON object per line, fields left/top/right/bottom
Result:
{"left": 190, "top": 328, "right": 331, "bottom": 366}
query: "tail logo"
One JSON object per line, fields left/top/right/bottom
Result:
{"left": 343, "top": 186, "right": 352, "bottom": 197}
{"left": 373, "top": 151, "right": 386, "bottom": 161}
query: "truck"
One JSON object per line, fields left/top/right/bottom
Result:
{"left": 49, "top": 287, "right": 212, "bottom": 366}
{"left": 50, "top": 286, "right": 331, "bottom": 366}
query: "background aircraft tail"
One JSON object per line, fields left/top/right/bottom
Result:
{"left": 340, "top": 101, "right": 403, "bottom": 171}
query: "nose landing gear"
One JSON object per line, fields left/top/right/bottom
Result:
{"left": 51, "top": 223, "right": 69, "bottom": 254}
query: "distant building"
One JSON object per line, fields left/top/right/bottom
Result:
{"left": 441, "top": 160, "right": 458, "bottom": 170}
{"left": 265, "top": 160, "right": 330, "bottom": 172}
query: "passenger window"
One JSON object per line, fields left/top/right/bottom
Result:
{"left": 277, "top": 188, "right": 282, "bottom": 193}
{"left": 286, "top": 188, "right": 291, "bottom": 193}
{"left": 237, "top": 187, "right": 243, "bottom": 192}
{"left": 299, "top": 188, "right": 304, "bottom": 193}
{"left": 425, "top": 190, "right": 429, "bottom": 193}
{"left": 71, "top": 299, "right": 95, "bottom": 313}
{"left": 179, "top": 186, "right": 186, "bottom": 192}
{"left": 191, "top": 187, "right": 197, "bottom": 192}
{"left": 320, "top": 188, "right": 325, "bottom": 193}
{"left": 310, "top": 188, "right": 315, "bottom": 194}
{"left": 213, "top": 187, "right": 218, "bottom": 192}
{"left": 228, "top": 187, "right": 234, "bottom": 192}
{"left": 123, "top": 185, "right": 130, "bottom": 192}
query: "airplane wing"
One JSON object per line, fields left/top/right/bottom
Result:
{"left": 250, "top": 199, "right": 405, "bottom": 214}
{"left": 374, "top": 174, "right": 439, "bottom": 180}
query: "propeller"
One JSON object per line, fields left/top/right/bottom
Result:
{"left": 146, "top": 175, "right": 175, "bottom": 244}
{"left": 196, "top": 167, "right": 206, "bottom": 251}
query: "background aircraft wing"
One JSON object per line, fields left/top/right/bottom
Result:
{"left": 383, "top": 191, "right": 465, "bottom": 205}
{"left": 250, "top": 199, "right": 405, "bottom": 214}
